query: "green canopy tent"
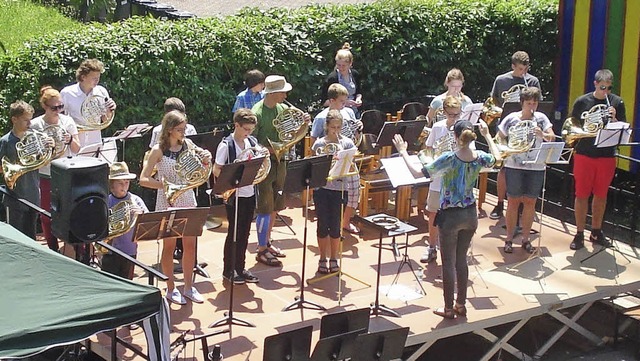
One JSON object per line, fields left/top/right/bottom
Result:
{"left": 0, "top": 222, "right": 170, "bottom": 360}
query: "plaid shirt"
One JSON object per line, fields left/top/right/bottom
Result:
{"left": 232, "top": 88, "right": 264, "bottom": 113}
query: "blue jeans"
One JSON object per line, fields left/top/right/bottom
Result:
{"left": 437, "top": 204, "right": 477, "bottom": 309}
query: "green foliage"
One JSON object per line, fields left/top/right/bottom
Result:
{"left": 0, "top": 0, "right": 558, "bottom": 171}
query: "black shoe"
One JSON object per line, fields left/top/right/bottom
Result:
{"left": 489, "top": 204, "right": 503, "bottom": 220}
{"left": 420, "top": 246, "right": 438, "bottom": 263}
{"left": 240, "top": 270, "right": 259, "bottom": 283}
{"left": 570, "top": 234, "right": 584, "bottom": 250}
{"left": 173, "top": 249, "right": 183, "bottom": 260}
{"left": 223, "top": 271, "right": 245, "bottom": 285}
{"left": 590, "top": 232, "right": 611, "bottom": 247}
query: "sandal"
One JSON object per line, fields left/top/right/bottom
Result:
{"left": 504, "top": 241, "right": 513, "bottom": 254}
{"left": 267, "top": 242, "right": 286, "bottom": 258}
{"left": 329, "top": 259, "right": 340, "bottom": 273}
{"left": 433, "top": 307, "right": 456, "bottom": 319}
{"left": 343, "top": 223, "right": 361, "bottom": 235}
{"left": 453, "top": 303, "right": 467, "bottom": 317}
{"left": 256, "top": 249, "right": 282, "bottom": 267}
{"left": 522, "top": 241, "right": 535, "bottom": 254}
{"left": 318, "top": 259, "right": 329, "bottom": 274}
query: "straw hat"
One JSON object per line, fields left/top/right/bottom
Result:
{"left": 263, "top": 75, "right": 292, "bottom": 94}
{"left": 109, "top": 162, "right": 136, "bottom": 180}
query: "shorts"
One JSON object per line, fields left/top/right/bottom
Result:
{"left": 573, "top": 154, "right": 615, "bottom": 198}
{"left": 345, "top": 174, "right": 360, "bottom": 209}
{"left": 505, "top": 167, "right": 544, "bottom": 198}
{"left": 256, "top": 158, "right": 286, "bottom": 214}
{"left": 426, "top": 189, "right": 440, "bottom": 213}
{"left": 313, "top": 188, "right": 346, "bottom": 239}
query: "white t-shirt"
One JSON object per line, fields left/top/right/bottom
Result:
{"left": 60, "top": 83, "right": 110, "bottom": 147}
{"left": 498, "top": 111, "right": 553, "bottom": 171}
{"left": 30, "top": 114, "right": 78, "bottom": 177}
{"left": 214, "top": 135, "right": 257, "bottom": 198}
{"left": 310, "top": 107, "right": 357, "bottom": 139}
{"left": 429, "top": 93, "right": 473, "bottom": 112}
{"left": 149, "top": 123, "right": 197, "bottom": 148}
{"left": 424, "top": 119, "right": 475, "bottom": 191}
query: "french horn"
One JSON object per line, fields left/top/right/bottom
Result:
{"left": 417, "top": 130, "right": 456, "bottom": 164}
{"left": 2, "top": 129, "right": 54, "bottom": 189}
{"left": 341, "top": 118, "right": 363, "bottom": 147}
{"left": 495, "top": 119, "right": 537, "bottom": 165}
{"left": 268, "top": 101, "right": 309, "bottom": 162}
{"left": 78, "top": 94, "right": 114, "bottom": 131}
{"left": 221, "top": 145, "right": 271, "bottom": 202}
{"left": 163, "top": 139, "right": 212, "bottom": 205}
{"left": 481, "top": 97, "right": 503, "bottom": 125}
{"left": 94, "top": 199, "right": 138, "bottom": 255}
{"left": 43, "top": 124, "right": 70, "bottom": 159}
{"left": 501, "top": 84, "right": 528, "bottom": 104}
{"left": 561, "top": 104, "right": 607, "bottom": 147}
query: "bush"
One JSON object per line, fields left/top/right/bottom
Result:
{"left": 0, "top": 0, "right": 558, "bottom": 169}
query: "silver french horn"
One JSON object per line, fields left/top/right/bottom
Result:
{"left": 78, "top": 94, "right": 114, "bottom": 131}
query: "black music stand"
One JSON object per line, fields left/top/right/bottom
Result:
{"left": 357, "top": 213, "right": 417, "bottom": 318}
{"left": 282, "top": 154, "right": 332, "bottom": 312}
{"left": 319, "top": 308, "right": 370, "bottom": 339}
{"left": 188, "top": 131, "right": 225, "bottom": 228}
{"left": 106, "top": 123, "right": 152, "bottom": 160}
{"left": 132, "top": 207, "right": 209, "bottom": 280}
{"left": 209, "top": 156, "right": 263, "bottom": 329}
{"left": 263, "top": 325, "right": 313, "bottom": 361}
{"left": 351, "top": 327, "right": 410, "bottom": 361}
{"left": 310, "top": 329, "right": 361, "bottom": 361}
{"left": 375, "top": 119, "right": 426, "bottom": 150}
{"left": 77, "top": 139, "right": 118, "bottom": 164}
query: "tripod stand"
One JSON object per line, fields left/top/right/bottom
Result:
{"left": 307, "top": 148, "right": 370, "bottom": 303}
{"left": 209, "top": 157, "right": 263, "bottom": 329}
{"left": 387, "top": 225, "right": 425, "bottom": 296}
{"left": 282, "top": 155, "right": 331, "bottom": 311}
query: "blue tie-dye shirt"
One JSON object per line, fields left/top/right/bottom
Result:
{"left": 425, "top": 151, "right": 495, "bottom": 209}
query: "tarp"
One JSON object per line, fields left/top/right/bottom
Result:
{"left": 0, "top": 222, "right": 170, "bottom": 360}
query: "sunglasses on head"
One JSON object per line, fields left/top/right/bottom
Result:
{"left": 49, "top": 104, "right": 64, "bottom": 111}
{"left": 599, "top": 85, "right": 613, "bottom": 91}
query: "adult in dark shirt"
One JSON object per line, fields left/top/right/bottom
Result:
{"left": 321, "top": 42, "right": 363, "bottom": 117}
{"left": 569, "top": 69, "right": 626, "bottom": 250}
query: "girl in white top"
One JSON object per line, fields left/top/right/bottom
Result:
{"left": 427, "top": 68, "right": 473, "bottom": 124}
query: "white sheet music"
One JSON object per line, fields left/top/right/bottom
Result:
{"left": 595, "top": 122, "right": 631, "bottom": 147}
{"left": 460, "top": 103, "right": 483, "bottom": 124}
{"left": 328, "top": 147, "right": 357, "bottom": 179}
{"left": 78, "top": 139, "right": 118, "bottom": 164}
{"left": 380, "top": 156, "right": 428, "bottom": 188}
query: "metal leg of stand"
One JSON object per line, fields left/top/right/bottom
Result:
{"left": 209, "top": 193, "right": 255, "bottom": 329}
{"left": 370, "top": 230, "right": 400, "bottom": 318}
{"left": 580, "top": 239, "right": 630, "bottom": 280}
{"left": 283, "top": 185, "right": 326, "bottom": 311}
{"left": 372, "top": 235, "right": 407, "bottom": 258}
{"left": 276, "top": 212, "right": 296, "bottom": 235}
{"left": 387, "top": 233, "right": 426, "bottom": 296}
{"left": 467, "top": 240, "right": 488, "bottom": 289}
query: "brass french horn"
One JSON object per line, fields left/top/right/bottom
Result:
{"left": 2, "top": 129, "right": 54, "bottom": 189}
{"left": 494, "top": 119, "right": 537, "bottom": 167}
{"left": 163, "top": 139, "right": 212, "bottom": 205}
{"left": 268, "top": 101, "right": 309, "bottom": 162}
{"left": 418, "top": 130, "right": 457, "bottom": 164}
{"left": 481, "top": 97, "right": 503, "bottom": 125}
{"left": 221, "top": 145, "right": 271, "bottom": 202}
{"left": 561, "top": 104, "right": 607, "bottom": 147}
{"left": 77, "top": 94, "right": 114, "bottom": 131}
{"left": 501, "top": 84, "right": 528, "bottom": 104}
{"left": 94, "top": 199, "right": 139, "bottom": 255}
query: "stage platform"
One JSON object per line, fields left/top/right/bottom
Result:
{"left": 86, "top": 193, "right": 640, "bottom": 361}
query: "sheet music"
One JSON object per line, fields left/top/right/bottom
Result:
{"left": 78, "top": 139, "right": 118, "bottom": 163}
{"left": 328, "top": 147, "right": 357, "bottom": 179}
{"left": 595, "top": 122, "right": 631, "bottom": 148}
{"left": 524, "top": 142, "right": 565, "bottom": 165}
{"left": 380, "top": 156, "right": 428, "bottom": 188}
{"left": 460, "top": 103, "right": 483, "bottom": 124}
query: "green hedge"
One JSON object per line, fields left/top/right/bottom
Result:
{"left": 0, "top": 0, "right": 558, "bottom": 167}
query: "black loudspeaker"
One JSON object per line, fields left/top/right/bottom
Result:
{"left": 51, "top": 157, "right": 109, "bottom": 243}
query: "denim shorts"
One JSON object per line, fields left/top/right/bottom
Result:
{"left": 505, "top": 167, "right": 544, "bottom": 198}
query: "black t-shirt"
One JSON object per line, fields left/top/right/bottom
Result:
{"left": 570, "top": 92, "right": 626, "bottom": 158}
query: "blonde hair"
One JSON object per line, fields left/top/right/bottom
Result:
{"left": 324, "top": 109, "right": 344, "bottom": 132}
{"left": 458, "top": 129, "right": 477, "bottom": 147}
{"left": 39, "top": 86, "right": 61, "bottom": 109}
{"left": 335, "top": 42, "right": 353, "bottom": 63}
{"left": 444, "top": 68, "right": 465, "bottom": 87}
{"left": 442, "top": 95, "right": 462, "bottom": 110}
{"left": 327, "top": 83, "right": 349, "bottom": 100}
{"left": 159, "top": 110, "right": 187, "bottom": 151}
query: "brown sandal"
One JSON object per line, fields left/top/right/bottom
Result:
{"left": 433, "top": 307, "right": 456, "bottom": 319}
{"left": 256, "top": 249, "right": 282, "bottom": 267}
{"left": 453, "top": 303, "right": 467, "bottom": 317}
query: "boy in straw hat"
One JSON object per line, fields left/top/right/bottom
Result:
{"left": 101, "top": 161, "right": 148, "bottom": 280}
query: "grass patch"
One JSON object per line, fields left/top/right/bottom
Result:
{"left": 0, "top": 0, "right": 81, "bottom": 54}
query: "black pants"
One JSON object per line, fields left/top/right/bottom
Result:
{"left": 102, "top": 253, "right": 136, "bottom": 280}
{"left": 6, "top": 206, "right": 38, "bottom": 241}
{"left": 224, "top": 195, "right": 256, "bottom": 275}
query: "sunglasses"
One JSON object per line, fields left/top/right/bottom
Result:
{"left": 599, "top": 85, "right": 613, "bottom": 91}
{"left": 49, "top": 104, "right": 65, "bottom": 111}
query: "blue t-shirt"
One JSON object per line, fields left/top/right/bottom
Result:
{"left": 425, "top": 151, "right": 495, "bottom": 209}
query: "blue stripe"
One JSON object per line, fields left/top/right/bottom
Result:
{"left": 557, "top": 0, "right": 575, "bottom": 116}
{"left": 586, "top": 0, "right": 608, "bottom": 87}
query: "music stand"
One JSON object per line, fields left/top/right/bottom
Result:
{"left": 209, "top": 156, "right": 263, "bottom": 329}
{"left": 351, "top": 327, "right": 410, "bottom": 361}
{"left": 106, "top": 123, "right": 152, "bottom": 160}
{"left": 77, "top": 139, "right": 118, "bottom": 164}
{"left": 189, "top": 131, "right": 225, "bottom": 229}
{"left": 319, "top": 308, "right": 370, "bottom": 339}
{"left": 508, "top": 142, "right": 566, "bottom": 271}
{"left": 581, "top": 127, "right": 632, "bottom": 272}
{"left": 310, "top": 329, "right": 360, "bottom": 361}
{"left": 282, "top": 154, "right": 331, "bottom": 312}
{"left": 263, "top": 325, "right": 313, "bottom": 361}
{"left": 375, "top": 119, "right": 426, "bottom": 149}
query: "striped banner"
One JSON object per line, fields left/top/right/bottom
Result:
{"left": 556, "top": 0, "right": 640, "bottom": 171}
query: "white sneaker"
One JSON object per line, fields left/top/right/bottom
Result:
{"left": 184, "top": 287, "right": 204, "bottom": 303}
{"left": 166, "top": 288, "right": 186, "bottom": 305}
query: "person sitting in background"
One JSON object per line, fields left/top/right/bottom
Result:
{"left": 232, "top": 69, "right": 266, "bottom": 113}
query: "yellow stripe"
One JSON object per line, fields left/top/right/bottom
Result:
{"left": 568, "top": 0, "right": 591, "bottom": 107}
{"left": 618, "top": 1, "right": 640, "bottom": 169}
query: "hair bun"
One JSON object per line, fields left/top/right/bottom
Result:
{"left": 341, "top": 42, "right": 352, "bottom": 50}
{"left": 39, "top": 85, "right": 53, "bottom": 95}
